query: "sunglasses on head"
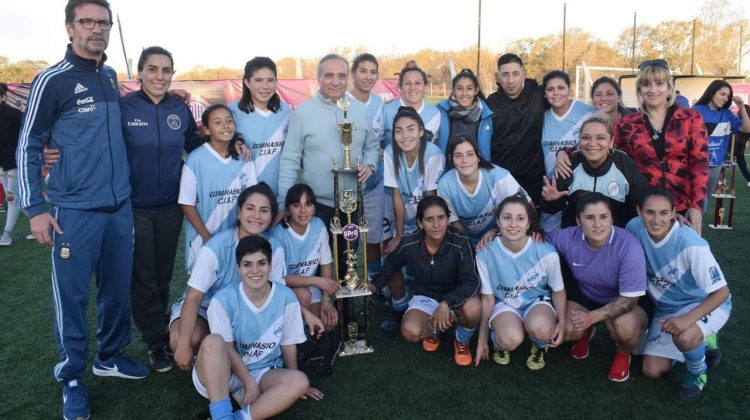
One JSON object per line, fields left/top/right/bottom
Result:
{"left": 638, "top": 59, "right": 669, "bottom": 72}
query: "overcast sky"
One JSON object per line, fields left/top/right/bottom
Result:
{"left": 2, "top": 0, "right": 748, "bottom": 74}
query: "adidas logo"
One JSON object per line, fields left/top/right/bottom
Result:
{"left": 74, "top": 83, "right": 88, "bottom": 94}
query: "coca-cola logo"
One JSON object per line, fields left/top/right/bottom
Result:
{"left": 342, "top": 223, "right": 359, "bottom": 242}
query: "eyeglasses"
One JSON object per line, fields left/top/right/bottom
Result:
{"left": 74, "top": 18, "right": 113, "bottom": 30}
{"left": 638, "top": 59, "right": 669, "bottom": 72}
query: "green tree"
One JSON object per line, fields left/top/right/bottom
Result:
{"left": 0, "top": 57, "right": 49, "bottom": 83}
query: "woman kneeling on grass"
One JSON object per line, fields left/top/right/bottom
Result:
{"left": 170, "top": 183, "right": 323, "bottom": 371}
{"left": 544, "top": 192, "right": 651, "bottom": 382}
{"left": 626, "top": 187, "right": 731, "bottom": 401}
{"left": 370, "top": 195, "right": 481, "bottom": 366}
{"left": 194, "top": 235, "right": 322, "bottom": 420}
{"left": 474, "top": 195, "right": 566, "bottom": 370}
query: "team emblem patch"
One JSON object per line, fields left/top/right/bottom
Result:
{"left": 59, "top": 243, "right": 71, "bottom": 260}
{"left": 273, "top": 322, "right": 283, "bottom": 338}
{"left": 167, "top": 114, "right": 181, "bottom": 130}
{"left": 648, "top": 333, "right": 660, "bottom": 346}
{"left": 109, "top": 77, "right": 116, "bottom": 91}
{"left": 607, "top": 181, "right": 620, "bottom": 197}
{"left": 709, "top": 266, "right": 721, "bottom": 284}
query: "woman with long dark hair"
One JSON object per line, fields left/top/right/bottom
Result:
{"left": 436, "top": 69, "right": 494, "bottom": 158}
{"left": 692, "top": 80, "right": 750, "bottom": 197}
{"left": 229, "top": 56, "right": 291, "bottom": 194}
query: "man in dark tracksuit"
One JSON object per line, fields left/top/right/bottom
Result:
{"left": 485, "top": 53, "right": 547, "bottom": 205}
{"left": 17, "top": 1, "right": 147, "bottom": 419}
{"left": 371, "top": 196, "right": 481, "bottom": 366}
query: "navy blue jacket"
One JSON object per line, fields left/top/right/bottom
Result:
{"left": 121, "top": 89, "right": 201, "bottom": 211}
{"left": 18, "top": 45, "right": 130, "bottom": 217}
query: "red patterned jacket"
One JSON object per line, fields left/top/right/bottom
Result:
{"left": 614, "top": 107, "right": 708, "bottom": 213}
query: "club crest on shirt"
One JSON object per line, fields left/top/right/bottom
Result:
{"left": 167, "top": 114, "right": 181, "bottom": 130}
{"left": 709, "top": 266, "right": 721, "bottom": 284}
{"left": 109, "top": 77, "right": 116, "bottom": 91}
{"left": 607, "top": 181, "right": 620, "bottom": 197}
{"left": 59, "top": 242, "right": 71, "bottom": 260}
{"left": 273, "top": 322, "right": 283, "bottom": 338}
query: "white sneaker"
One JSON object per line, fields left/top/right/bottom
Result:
{"left": 0, "top": 233, "right": 12, "bottom": 246}
{"left": 26, "top": 234, "right": 35, "bottom": 240}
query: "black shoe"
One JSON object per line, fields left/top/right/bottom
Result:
{"left": 149, "top": 346, "right": 173, "bottom": 373}
{"left": 318, "top": 332, "right": 342, "bottom": 377}
{"left": 369, "top": 291, "right": 391, "bottom": 311}
{"left": 380, "top": 310, "right": 404, "bottom": 333}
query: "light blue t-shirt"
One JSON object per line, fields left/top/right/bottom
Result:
{"left": 229, "top": 100, "right": 290, "bottom": 194}
{"left": 178, "top": 143, "right": 258, "bottom": 271}
{"left": 270, "top": 217, "right": 333, "bottom": 277}
{"left": 383, "top": 99, "right": 441, "bottom": 147}
{"left": 175, "top": 229, "right": 287, "bottom": 312}
{"left": 626, "top": 217, "right": 731, "bottom": 318}
{"left": 541, "top": 99, "right": 595, "bottom": 178}
{"left": 437, "top": 165, "right": 528, "bottom": 244}
{"left": 477, "top": 237, "right": 564, "bottom": 308}
{"left": 207, "top": 282, "right": 307, "bottom": 371}
{"left": 384, "top": 142, "right": 445, "bottom": 234}
{"left": 347, "top": 92, "right": 385, "bottom": 195}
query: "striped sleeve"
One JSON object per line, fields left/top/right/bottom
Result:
{"left": 17, "top": 62, "right": 72, "bottom": 217}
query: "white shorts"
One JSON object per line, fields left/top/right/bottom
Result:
{"left": 169, "top": 298, "right": 208, "bottom": 327}
{"left": 405, "top": 295, "right": 458, "bottom": 318}
{"left": 488, "top": 296, "right": 555, "bottom": 327}
{"left": 363, "top": 178, "right": 390, "bottom": 243}
{"left": 643, "top": 303, "right": 731, "bottom": 362}
{"left": 192, "top": 363, "right": 271, "bottom": 399}
{"left": 308, "top": 285, "right": 322, "bottom": 304}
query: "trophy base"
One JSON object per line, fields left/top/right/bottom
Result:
{"left": 332, "top": 168, "right": 359, "bottom": 175}
{"left": 336, "top": 287, "right": 372, "bottom": 299}
{"left": 711, "top": 194, "right": 735, "bottom": 199}
{"left": 339, "top": 339, "right": 374, "bottom": 357}
{"left": 708, "top": 224, "right": 733, "bottom": 230}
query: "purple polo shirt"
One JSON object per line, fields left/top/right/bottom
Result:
{"left": 546, "top": 226, "right": 646, "bottom": 305}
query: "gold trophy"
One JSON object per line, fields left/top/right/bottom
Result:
{"left": 709, "top": 134, "right": 737, "bottom": 229}
{"left": 329, "top": 97, "right": 373, "bottom": 356}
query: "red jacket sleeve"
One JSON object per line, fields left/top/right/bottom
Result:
{"left": 687, "top": 110, "right": 709, "bottom": 211}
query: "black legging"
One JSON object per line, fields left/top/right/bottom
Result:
{"left": 734, "top": 132, "right": 750, "bottom": 182}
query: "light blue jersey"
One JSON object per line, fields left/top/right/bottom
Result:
{"left": 348, "top": 92, "right": 385, "bottom": 195}
{"left": 383, "top": 99, "right": 441, "bottom": 147}
{"left": 541, "top": 100, "right": 595, "bottom": 178}
{"left": 207, "top": 282, "right": 307, "bottom": 371}
{"left": 172, "top": 230, "right": 288, "bottom": 316}
{"left": 178, "top": 143, "right": 258, "bottom": 271}
{"left": 626, "top": 218, "right": 731, "bottom": 318}
{"left": 438, "top": 166, "right": 528, "bottom": 244}
{"left": 229, "top": 100, "right": 290, "bottom": 194}
{"left": 270, "top": 217, "right": 333, "bottom": 276}
{"left": 384, "top": 142, "right": 445, "bottom": 234}
{"left": 477, "top": 237, "right": 564, "bottom": 307}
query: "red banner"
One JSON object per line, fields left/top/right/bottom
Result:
{"left": 7, "top": 78, "right": 401, "bottom": 128}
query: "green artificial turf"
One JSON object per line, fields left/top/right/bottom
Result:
{"left": 1, "top": 185, "right": 748, "bottom": 419}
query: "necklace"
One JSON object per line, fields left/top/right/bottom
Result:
{"left": 651, "top": 127, "right": 662, "bottom": 140}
